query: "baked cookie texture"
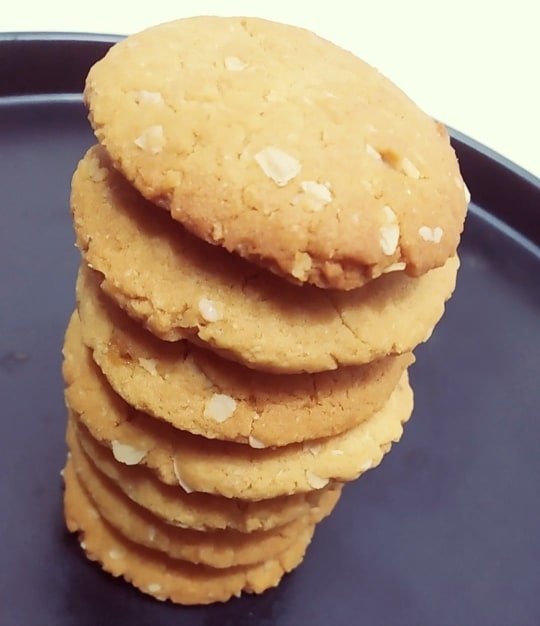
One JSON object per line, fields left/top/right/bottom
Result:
{"left": 70, "top": 420, "right": 342, "bottom": 533}
{"left": 84, "top": 17, "right": 468, "bottom": 289}
{"left": 60, "top": 14, "right": 467, "bottom": 605}
{"left": 72, "top": 147, "right": 457, "bottom": 373}
{"left": 75, "top": 270, "right": 412, "bottom": 446}
{"left": 64, "top": 462, "right": 314, "bottom": 604}
{"left": 68, "top": 421, "right": 338, "bottom": 568}
{"left": 63, "top": 314, "right": 412, "bottom": 500}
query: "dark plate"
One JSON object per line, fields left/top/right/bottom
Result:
{"left": 1, "top": 34, "right": 539, "bottom": 626}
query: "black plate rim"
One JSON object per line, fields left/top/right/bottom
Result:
{"left": 1, "top": 31, "right": 538, "bottom": 252}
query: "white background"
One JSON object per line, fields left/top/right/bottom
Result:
{"left": 3, "top": 0, "right": 539, "bottom": 177}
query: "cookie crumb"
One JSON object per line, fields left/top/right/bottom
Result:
{"left": 300, "top": 180, "right": 332, "bottom": 211}
{"left": 306, "top": 471, "right": 329, "bottom": 489}
{"left": 291, "top": 251, "right": 313, "bottom": 280}
{"left": 204, "top": 393, "right": 237, "bottom": 423}
{"left": 254, "top": 146, "right": 301, "bottom": 186}
{"left": 134, "top": 125, "right": 165, "bottom": 154}
{"left": 418, "top": 225, "right": 443, "bottom": 243}
{"left": 172, "top": 458, "right": 194, "bottom": 493}
{"left": 224, "top": 56, "right": 247, "bottom": 71}
{"left": 111, "top": 441, "right": 147, "bottom": 466}
{"left": 198, "top": 298, "right": 222, "bottom": 322}
{"left": 248, "top": 435, "right": 266, "bottom": 449}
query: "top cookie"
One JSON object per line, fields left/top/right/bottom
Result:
{"left": 85, "top": 16, "right": 468, "bottom": 290}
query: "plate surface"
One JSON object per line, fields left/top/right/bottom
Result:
{"left": 1, "top": 34, "right": 539, "bottom": 626}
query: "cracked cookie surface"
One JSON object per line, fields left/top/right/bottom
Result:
{"left": 84, "top": 17, "right": 468, "bottom": 289}
{"left": 75, "top": 271, "right": 412, "bottom": 446}
{"left": 64, "top": 319, "right": 414, "bottom": 501}
{"left": 72, "top": 146, "right": 458, "bottom": 374}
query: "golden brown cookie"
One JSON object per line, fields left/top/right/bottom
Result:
{"left": 84, "top": 17, "right": 468, "bottom": 289}
{"left": 64, "top": 462, "right": 313, "bottom": 604}
{"left": 75, "top": 271, "right": 412, "bottom": 446}
{"left": 72, "top": 146, "right": 459, "bottom": 373}
{"left": 68, "top": 421, "right": 334, "bottom": 568}
{"left": 70, "top": 420, "right": 341, "bottom": 533}
{"left": 64, "top": 320, "right": 414, "bottom": 500}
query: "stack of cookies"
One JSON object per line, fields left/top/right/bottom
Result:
{"left": 61, "top": 17, "right": 468, "bottom": 605}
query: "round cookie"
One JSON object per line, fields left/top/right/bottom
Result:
{"left": 72, "top": 146, "right": 458, "bottom": 374}
{"left": 84, "top": 17, "right": 468, "bottom": 289}
{"left": 69, "top": 425, "right": 333, "bottom": 568}
{"left": 75, "top": 271, "right": 412, "bottom": 446}
{"left": 64, "top": 463, "right": 313, "bottom": 605}
{"left": 64, "top": 323, "right": 414, "bottom": 500}
{"left": 70, "top": 419, "right": 341, "bottom": 533}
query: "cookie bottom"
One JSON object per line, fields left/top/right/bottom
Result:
{"left": 63, "top": 462, "right": 313, "bottom": 604}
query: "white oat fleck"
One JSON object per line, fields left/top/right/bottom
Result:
{"left": 80, "top": 541, "right": 87, "bottom": 550}
{"left": 147, "top": 583, "right": 162, "bottom": 593}
{"left": 306, "top": 470, "right": 329, "bottom": 490}
{"left": 291, "top": 251, "right": 312, "bottom": 280}
{"left": 108, "top": 548, "right": 124, "bottom": 560}
{"left": 138, "top": 357, "right": 158, "bottom": 376}
{"left": 135, "top": 90, "right": 163, "bottom": 104}
{"left": 254, "top": 146, "right": 301, "bottom": 187}
{"left": 211, "top": 222, "right": 224, "bottom": 241}
{"left": 147, "top": 526, "right": 156, "bottom": 542}
{"left": 379, "top": 206, "right": 400, "bottom": 256}
{"left": 299, "top": 180, "right": 333, "bottom": 211}
{"left": 303, "top": 442, "right": 322, "bottom": 455}
{"left": 383, "top": 261, "right": 406, "bottom": 273}
{"left": 331, "top": 449, "right": 345, "bottom": 456}
{"left": 134, "top": 125, "right": 165, "bottom": 154}
{"left": 463, "top": 181, "right": 471, "bottom": 204}
{"left": 198, "top": 298, "right": 222, "bottom": 323}
{"left": 111, "top": 441, "right": 147, "bottom": 466}
{"left": 359, "top": 459, "right": 374, "bottom": 472}
{"left": 400, "top": 157, "right": 421, "bottom": 179}
{"left": 366, "top": 144, "right": 382, "bottom": 161}
{"left": 418, "top": 226, "right": 443, "bottom": 243}
{"left": 248, "top": 435, "right": 266, "bottom": 449}
{"left": 224, "top": 56, "right": 247, "bottom": 71}
{"left": 172, "top": 458, "right": 194, "bottom": 494}
{"left": 204, "top": 393, "right": 237, "bottom": 423}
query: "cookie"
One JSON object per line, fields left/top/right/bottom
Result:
{"left": 72, "top": 147, "right": 458, "bottom": 374}
{"left": 63, "top": 462, "right": 313, "bottom": 604}
{"left": 71, "top": 419, "right": 342, "bottom": 533}
{"left": 75, "top": 272, "right": 412, "bottom": 446}
{"left": 84, "top": 17, "right": 468, "bottom": 289}
{"left": 64, "top": 323, "right": 413, "bottom": 500}
{"left": 68, "top": 422, "right": 335, "bottom": 568}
